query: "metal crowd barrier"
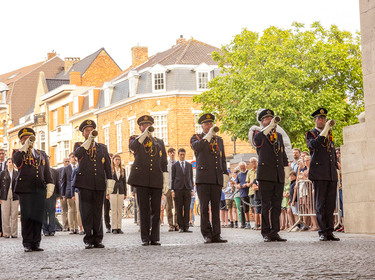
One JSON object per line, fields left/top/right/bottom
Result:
{"left": 288, "top": 179, "right": 342, "bottom": 232}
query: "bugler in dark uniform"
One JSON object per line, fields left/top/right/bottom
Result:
{"left": 72, "top": 120, "right": 113, "bottom": 249}
{"left": 13, "top": 128, "right": 54, "bottom": 252}
{"left": 306, "top": 108, "right": 340, "bottom": 241}
{"left": 190, "top": 113, "right": 228, "bottom": 243}
{"left": 128, "top": 115, "right": 168, "bottom": 246}
{"left": 251, "top": 109, "right": 288, "bottom": 242}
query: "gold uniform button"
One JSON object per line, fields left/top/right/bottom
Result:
{"left": 216, "top": 167, "right": 218, "bottom": 169}
{"left": 94, "top": 159, "right": 96, "bottom": 162}
{"left": 216, "top": 162, "right": 218, "bottom": 164}
{"left": 36, "top": 175, "right": 39, "bottom": 177}
{"left": 95, "top": 173, "right": 97, "bottom": 175}
{"left": 151, "top": 159, "right": 153, "bottom": 162}
{"left": 276, "top": 165, "right": 278, "bottom": 167}
{"left": 150, "top": 168, "right": 152, "bottom": 171}
{"left": 94, "top": 164, "right": 96, "bottom": 166}
{"left": 150, "top": 164, "right": 153, "bottom": 166}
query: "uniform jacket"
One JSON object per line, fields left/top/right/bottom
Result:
{"left": 171, "top": 161, "right": 194, "bottom": 191}
{"left": 190, "top": 133, "right": 228, "bottom": 185}
{"left": 12, "top": 149, "right": 53, "bottom": 194}
{"left": 111, "top": 167, "right": 127, "bottom": 194}
{"left": 60, "top": 165, "right": 75, "bottom": 198}
{"left": 253, "top": 130, "right": 288, "bottom": 183}
{"left": 73, "top": 142, "right": 112, "bottom": 191}
{"left": 0, "top": 169, "right": 18, "bottom": 201}
{"left": 128, "top": 136, "right": 168, "bottom": 188}
{"left": 306, "top": 128, "right": 338, "bottom": 181}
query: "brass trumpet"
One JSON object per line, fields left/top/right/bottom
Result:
{"left": 90, "top": 130, "right": 98, "bottom": 137}
{"left": 147, "top": 126, "right": 155, "bottom": 132}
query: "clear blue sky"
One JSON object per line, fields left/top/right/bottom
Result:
{"left": 0, "top": 0, "right": 360, "bottom": 75}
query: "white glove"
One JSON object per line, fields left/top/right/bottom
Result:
{"left": 320, "top": 120, "right": 333, "bottom": 138}
{"left": 19, "top": 137, "right": 34, "bottom": 153}
{"left": 137, "top": 126, "right": 152, "bottom": 144}
{"left": 223, "top": 174, "right": 229, "bottom": 190}
{"left": 262, "top": 118, "right": 277, "bottom": 135}
{"left": 46, "top": 183, "right": 55, "bottom": 199}
{"left": 106, "top": 179, "right": 115, "bottom": 195}
{"left": 203, "top": 126, "right": 217, "bottom": 142}
{"left": 81, "top": 131, "right": 97, "bottom": 150}
{"left": 163, "top": 172, "right": 169, "bottom": 194}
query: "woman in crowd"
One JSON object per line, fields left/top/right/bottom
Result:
{"left": 109, "top": 154, "right": 127, "bottom": 234}
{"left": 0, "top": 158, "right": 18, "bottom": 238}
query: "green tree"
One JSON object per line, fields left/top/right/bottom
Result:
{"left": 194, "top": 22, "right": 363, "bottom": 149}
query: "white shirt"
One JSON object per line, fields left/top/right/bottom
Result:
{"left": 115, "top": 167, "right": 121, "bottom": 180}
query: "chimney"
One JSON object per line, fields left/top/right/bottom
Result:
{"left": 64, "top": 57, "right": 80, "bottom": 73}
{"left": 176, "top": 35, "right": 186, "bottom": 45}
{"left": 70, "top": 71, "right": 81, "bottom": 86}
{"left": 131, "top": 46, "right": 148, "bottom": 68}
{"left": 47, "top": 51, "right": 56, "bottom": 60}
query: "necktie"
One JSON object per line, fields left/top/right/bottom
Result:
{"left": 0, "top": 162, "right": 2, "bottom": 171}
{"left": 181, "top": 161, "right": 185, "bottom": 173}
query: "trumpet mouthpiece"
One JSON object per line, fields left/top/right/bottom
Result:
{"left": 148, "top": 126, "right": 155, "bottom": 132}
{"left": 213, "top": 126, "right": 220, "bottom": 133}
{"left": 91, "top": 130, "right": 98, "bottom": 137}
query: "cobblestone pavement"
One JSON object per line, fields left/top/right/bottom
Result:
{"left": 1, "top": 217, "right": 375, "bottom": 280}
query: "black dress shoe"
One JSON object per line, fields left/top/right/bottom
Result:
{"left": 24, "top": 247, "right": 33, "bottom": 252}
{"left": 117, "top": 229, "right": 124, "bottom": 234}
{"left": 213, "top": 236, "right": 228, "bottom": 243}
{"left": 150, "top": 241, "right": 161, "bottom": 246}
{"left": 85, "top": 244, "right": 94, "bottom": 249}
{"left": 319, "top": 235, "right": 328, "bottom": 241}
{"left": 263, "top": 236, "right": 272, "bottom": 242}
{"left": 94, "top": 243, "right": 105, "bottom": 248}
{"left": 112, "top": 229, "right": 118, "bottom": 234}
{"left": 183, "top": 229, "right": 192, "bottom": 233}
{"left": 50, "top": 232, "right": 55, "bottom": 236}
{"left": 141, "top": 241, "right": 150, "bottom": 246}
{"left": 179, "top": 229, "right": 184, "bottom": 233}
{"left": 327, "top": 233, "right": 340, "bottom": 241}
{"left": 106, "top": 228, "right": 111, "bottom": 233}
{"left": 33, "top": 247, "right": 44, "bottom": 252}
{"left": 271, "top": 234, "right": 287, "bottom": 242}
{"left": 204, "top": 237, "right": 213, "bottom": 244}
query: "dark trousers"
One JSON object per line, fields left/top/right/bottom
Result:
{"left": 174, "top": 188, "right": 191, "bottom": 230}
{"left": 42, "top": 194, "right": 57, "bottom": 234}
{"left": 79, "top": 189, "right": 105, "bottom": 245}
{"left": 103, "top": 197, "right": 111, "bottom": 230}
{"left": 18, "top": 191, "right": 46, "bottom": 248}
{"left": 135, "top": 186, "right": 162, "bottom": 242}
{"left": 196, "top": 184, "right": 221, "bottom": 240}
{"left": 313, "top": 180, "right": 337, "bottom": 236}
{"left": 259, "top": 180, "right": 283, "bottom": 238}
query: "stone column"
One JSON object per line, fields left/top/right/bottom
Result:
{"left": 341, "top": 0, "right": 375, "bottom": 233}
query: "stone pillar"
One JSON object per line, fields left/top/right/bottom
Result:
{"left": 341, "top": 0, "right": 375, "bottom": 233}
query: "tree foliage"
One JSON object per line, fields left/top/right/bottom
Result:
{"left": 194, "top": 22, "right": 363, "bottom": 149}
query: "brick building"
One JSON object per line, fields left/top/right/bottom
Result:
{"left": 95, "top": 37, "right": 253, "bottom": 174}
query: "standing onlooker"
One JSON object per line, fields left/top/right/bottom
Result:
{"left": 224, "top": 170, "right": 236, "bottom": 228}
{"left": 232, "top": 169, "right": 240, "bottom": 228}
{"left": 60, "top": 153, "right": 79, "bottom": 234}
{"left": 58, "top": 158, "right": 70, "bottom": 232}
{"left": 109, "top": 154, "right": 127, "bottom": 234}
{"left": 171, "top": 148, "right": 194, "bottom": 233}
{"left": 42, "top": 166, "right": 60, "bottom": 236}
{"left": 0, "top": 158, "right": 18, "bottom": 238}
{"left": 190, "top": 113, "right": 229, "bottom": 243}
{"left": 306, "top": 108, "right": 339, "bottom": 241}
{"left": 336, "top": 148, "right": 344, "bottom": 232}
{"left": 166, "top": 148, "right": 178, "bottom": 232}
{"left": 103, "top": 153, "right": 113, "bottom": 234}
{"left": 246, "top": 158, "right": 261, "bottom": 230}
{"left": 236, "top": 162, "right": 250, "bottom": 229}
{"left": 128, "top": 115, "right": 168, "bottom": 246}
{"left": 290, "top": 148, "right": 301, "bottom": 173}
{"left": 0, "top": 148, "right": 6, "bottom": 238}
{"left": 251, "top": 179, "right": 262, "bottom": 230}
{"left": 189, "top": 184, "right": 196, "bottom": 227}
{"left": 251, "top": 109, "right": 288, "bottom": 242}
{"left": 13, "top": 127, "right": 54, "bottom": 252}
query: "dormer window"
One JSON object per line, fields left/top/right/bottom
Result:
{"left": 73, "top": 96, "right": 79, "bottom": 114}
{"left": 102, "top": 83, "right": 114, "bottom": 107}
{"left": 194, "top": 63, "right": 213, "bottom": 91}
{"left": 197, "top": 72, "right": 209, "bottom": 89}
{"left": 128, "top": 71, "right": 139, "bottom": 97}
{"left": 150, "top": 64, "right": 167, "bottom": 93}
{"left": 89, "top": 89, "right": 94, "bottom": 107}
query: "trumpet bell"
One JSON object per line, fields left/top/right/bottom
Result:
{"left": 213, "top": 126, "right": 220, "bottom": 133}
{"left": 274, "top": 116, "right": 281, "bottom": 123}
{"left": 29, "top": 135, "right": 36, "bottom": 142}
{"left": 148, "top": 126, "right": 155, "bottom": 132}
{"left": 328, "top": 120, "right": 336, "bottom": 127}
{"left": 91, "top": 130, "right": 98, "bottom": 137}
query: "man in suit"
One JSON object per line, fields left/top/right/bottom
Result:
{"left": 165, "top": 148, "right": 178, "bottom": 232}
{"left": 12, "top": 128, "right": 54, "bottom": 252}
{"left": 190, "top": 114, "right": 229, "bottom": 244}
{"left": 60, "top": 153, "right": 80, "bottom": 234}
{"left": 251, "top": 109, "right": 288, "bottom": 242}
{"left": 72, "top": 120, "right": 114, "bottom": 249}
{"left": 57, "top": 158, "right": 70, "bottom": 232}
{"left": 171, "top": 148, "right": 194, "bottom": 233}
{"left": 0, "top": 148, "right": 6, "bottom": 237}
{"left": 306, "top": 108, "right": 340, "bottom": 242}
{"left": 128, "top": 115, "right": 168, "bottom": 246}
{"left": 42, "top": 165, "right": 60, "bottom": 236}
